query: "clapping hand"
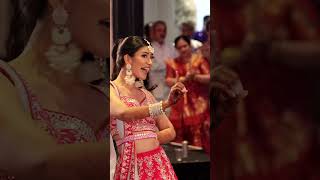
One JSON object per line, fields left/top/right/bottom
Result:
{"left": 168, "top": 71, "right": 188, "bottom": 105}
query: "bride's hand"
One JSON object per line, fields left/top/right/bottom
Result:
{"left": 167, "top": 71, "right": 188, "bottom": 106}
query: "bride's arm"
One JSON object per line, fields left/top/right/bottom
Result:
{"left": 110, "top": 82, "right": 186, "bottom": 143}
{"left": 143, "top": 91, "right": 176, "bottom": 144}
{"left": 110, "top": 80, "right": 187, "bottom": 122}
{"left": 155, "top": 114, "right": 176, "bottom": 144}
{"left": 110, "top": 85, "right": 171, "bottom": 121}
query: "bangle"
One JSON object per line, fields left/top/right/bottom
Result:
{"left": 148, "top": 101, "right": 164, "bottom": 118}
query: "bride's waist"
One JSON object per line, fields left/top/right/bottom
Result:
{"left": 115, "top": 131, "right": 157, "bottom": 146}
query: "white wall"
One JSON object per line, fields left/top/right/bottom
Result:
{"left": 195, "top": 0, "right": 210, "bottom": 31}
{"left": 144, "top": 0, "right": 179, "bottom": 44}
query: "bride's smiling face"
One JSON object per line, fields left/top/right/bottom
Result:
{"left": 127, "top": 46, "right": 154, "bottom": 81}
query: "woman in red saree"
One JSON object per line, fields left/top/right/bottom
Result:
{"left": 166, "top": 35, "right": 210, "bottom": 153}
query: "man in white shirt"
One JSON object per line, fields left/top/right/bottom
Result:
{"left": 150, "top": 20, "right": 177, "bottom": 101}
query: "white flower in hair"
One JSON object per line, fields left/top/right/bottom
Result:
{"left": 144, "top": 39, "right": 154, "bottom": 54}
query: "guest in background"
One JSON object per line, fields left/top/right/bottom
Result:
{"left": 150, "top": 20, "right": 177, "bottom": 101}
{"left": 144, "top": 22, "right": 154, "bottom": 43}
{"left": 166, "top": 35, "right": 210, "bottom": 153}
{"left": 194, "top": 15, "right": 210, "bottom": 43}
{"left": 180, "top": 21, "right": 203, "bottom": 50}
{"left": 213, "top": 0, "right": 320, "bottom": 179}
{"left": 198, "top": 19, "right": 211, "bottom": 62}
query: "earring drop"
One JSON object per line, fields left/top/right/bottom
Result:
{"left": 45, "top": 4, "right": 81, "bottom": 73}
{"left": 124, "top": 64, "right": 136, "bottom": 85}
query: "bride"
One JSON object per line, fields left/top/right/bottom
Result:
{"left": 109, "top": 37, "right": 186, "bottom": 179}
{"left": 110, "top": 36, "right": 187, "bottom": 180}
{"left": 0, "top": 0, "right": 112, "bottom": 179}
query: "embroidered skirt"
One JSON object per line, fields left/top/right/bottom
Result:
{"left": 137, "top": 146, "right": 178, "bottom": 180}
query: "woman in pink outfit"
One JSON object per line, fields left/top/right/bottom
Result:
{"left": 110, "top": 36, "right": 187, "bottom": 180}
{"left": 0, "top": 0, "right": 112, "bottom": 179}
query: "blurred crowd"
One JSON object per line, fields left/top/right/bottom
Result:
{"left": 143, "top": 16, "right": 211, "bottom": 153}
{"left": 212, "top": 0, "right": 320, "bottom": 179}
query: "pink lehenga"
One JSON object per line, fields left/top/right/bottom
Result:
{"left": 0, "top": 60, "right": 108, "bottom": 179}
{"left": 110, "top": 82, "right": 177, "bottom": 180}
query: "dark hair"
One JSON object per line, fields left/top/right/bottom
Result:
{"left": 152, "top": 20, "right": 166, "bottom": 31}
{"left": 144, "top": 22, "right": 153, "bottom": 42}
{"left": 5, "top": 0, "right": 48, "bottom": 61}
{"left": 111, "top": 36, "right": 157, "bottom": 91}
{"left": 205, "top": 19, "right": 211, "bottom": 32}
{"left": 180, "top": 21, "right": 195, "bottom": 31}
{"left": 174, "top": 35, "right": 191, "bottom": 48}
{"left": 204, "top": 15, "right": 210, "bottom": 23}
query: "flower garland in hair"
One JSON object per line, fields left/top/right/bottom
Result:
{"left": 144, "top": 39, "right": 155, "bottom": 54}
{"left": 116, "top": 37, "right": 129, "bottom": 64}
